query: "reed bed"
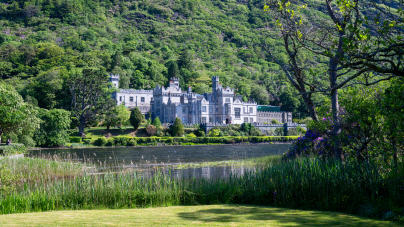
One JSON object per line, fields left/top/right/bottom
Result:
{"left": 0, "top": 157, "right": 402, "bottom": 221}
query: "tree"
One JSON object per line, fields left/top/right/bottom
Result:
{"left": 251, "top": 84, "right": 270, "bottom": 105}
{"left": 104, "top": 105, "right": 130, "bottom": 130}
{"left": 265, "top": 0, "right": 403, "bottom": 158}
{"left": 34, "top": 109, "right": 71, "bottom": 147}
{"left": 69, "top": 67, "right": 112, "bottom": 137}
{"left": 169, "top": 118, "right": 184, "bottom": 137}
{"left": 129, "top": 107, "right": 143, "bottom": 131}
{"left": 178, "top": 50, "right": 192, "bottom": 70}
{"left": 152, "top": 117, "right": 162, "bottom": 136}
{"left": 0, "top": 82, "right": 40, "bottom": 145}
{"left": 166, "top": 60, "right": 179, "bottom": 79}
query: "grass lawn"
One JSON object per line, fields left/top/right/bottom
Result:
{"left": 0, "top": 205, "right": 398, "bottom": 227}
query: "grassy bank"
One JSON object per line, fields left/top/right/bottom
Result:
{"left": 0, "top": 205, "right": 399, "bottom": 227}
{"left": 0, "top": 157, "right": 402, "bottom": 222}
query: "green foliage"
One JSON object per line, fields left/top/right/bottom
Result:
{"left": 152, "top": 117, "right": 162, "bottom": 136}
{"left": 0, "top": 82, "right": 40, "bottom": 146}
{"left": 0, "top": 165, "right": 17, "bottom": 194}
{"left": 129, "top": 107, "right": 143, "bottom": 130}
{"left": 69, "top": 67, "right": 113, "bottom": 136}
{"left": 93, "top": 137, "right": 107, "bottom": 146}
{"left": 0, "top": 144, "right": 26, "bottom": 156}
{"left": 169, "top": 118, "right": 184, "bottom": 137}
{"left": 208, "top": 129, "right": 221, "bottom": 137}
{"left": 69, "top": 137, "right": 81, "bottom": 143}
{"left": 103, "top": 105, "right": 130, "bottom": 130}
{"left": 34, "top": 109, "right": 71, "bottom": 147}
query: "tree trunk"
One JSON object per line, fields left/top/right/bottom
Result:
{"left": 78, "top": 115, "right": 86, "bottom": 137}
{"left": 330, "top": 57, "right": 342, "bottom": 160}
{"left": 303, "top": 94, "right": 318, "bottom": 121}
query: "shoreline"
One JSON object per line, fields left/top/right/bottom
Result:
{"left": 28, "top": 142, "right": 293, "bottom": 151}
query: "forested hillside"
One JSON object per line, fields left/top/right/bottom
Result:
{"left": 0, "top": 0, "right": 401, "bottom": 115}
{"left": 0, "top": 0, "right": 322, "bottom": 116}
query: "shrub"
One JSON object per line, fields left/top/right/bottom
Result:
{"left": 0, "top": 144, "right": 26, "bottom": 155}
{"left": 129, "top": 107, "right": 143, "bottom": 130}
{"left": 82, "top": 138, "right": 91, "bottom": 144}
{"left": 69, "top": 137, "right": 81, "bottom": 143}
{"left": 169, "top": 118, "right": 184, "bottom": 137}
{"left": 34, "top": 109, "right": 71, "bottom": 147}
{"left": 146, "top": 125, "right": 157, "bottom": 136}
{"left": 93, "top": 137, "right": 107, "bottom": 146}
{"left": 105, "top": 138, "right": 114, "bottom": 146}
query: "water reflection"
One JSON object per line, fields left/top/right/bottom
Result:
{"left": 29, "top": 144, "right": 290, "bottom": 179}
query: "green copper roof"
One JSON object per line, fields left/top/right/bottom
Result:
{"left": 257, "top": 105, "right": 281, "bottom": 112}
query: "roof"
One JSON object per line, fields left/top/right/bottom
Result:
{"left": 257, "top": 105, "right": 281, "bottom": 112}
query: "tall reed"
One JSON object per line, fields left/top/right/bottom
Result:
{"left": 0, "top": 157, "right": 402, "bottom": 221}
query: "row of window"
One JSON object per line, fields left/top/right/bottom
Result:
{"left": 201, "top": 106, "right": 254, "bottom": 116}
{"left": 119, "top": 96, "right": 146, "bottom": 103}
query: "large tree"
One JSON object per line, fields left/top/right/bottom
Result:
{"left": 104, "top": 104, "right": 130, "bottom": 130}
{"left": 69, "top": 67, "right": 112, "bottom": 137}
{"left": 266, "top": 0, "right": 403, "bottom": 158}
{"left": 0, "top": 82, "right": 40, "bottom": 145}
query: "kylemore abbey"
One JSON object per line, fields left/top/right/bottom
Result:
{"left": 110, "top": 74, "right": 292, "bottom": 124}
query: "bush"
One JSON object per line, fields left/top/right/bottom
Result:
{"left": 69, "top": 137, "right": 81, "bottom": 143}
{"left": 146, "top": 125, "right": 157, "bottom": 136}
{"left": 0, "top": 144, "right": 26, "bottom": 155}
{"left": 129, "top": 107, "right": 143, "bottom": 130}
{"left": 169, "top": 118, "right": 184, "bottom": 137}
{"left": 105, "top": 138, "right": 114, "bottom": 146}
{"left": 93, "top": 137, "right": 107, "bottom": 146}
{"left": 34, "top": 109, "right": 71, "bottom": 147}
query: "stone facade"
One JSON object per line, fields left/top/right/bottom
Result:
{"left": 110, "top": 74, "right": 153, "bottom": 114}
{"left": 256, "top": 106, "right": 293, "bottom": 124}
{"left": 111, "top": 75, "right": 292, "bottom": 124}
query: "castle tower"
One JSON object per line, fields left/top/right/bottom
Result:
{"left": 212, "top": 76, "right": 220, "bottom": 92}
{"left": 109, "top": 74, "right": 120, "bottom": 88}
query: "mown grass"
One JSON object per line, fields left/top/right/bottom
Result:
{"left": 0, "top": 157, "right": 402, "bottom": 222}
{"left": 0, "top": 205, "right": 399, "bottom": 227}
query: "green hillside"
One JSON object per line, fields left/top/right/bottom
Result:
{"left": 0, "top": 0, "right": 400, "bottom": 114}
{"left": 0, "top": 0, "right": 317, "bottom": 114}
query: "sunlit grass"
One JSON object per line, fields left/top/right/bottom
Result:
{"left": 0, "top": 205, "right": 399, "bottom": 227}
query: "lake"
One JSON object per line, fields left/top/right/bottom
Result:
{"left": 29, "top": 144, "right": 291, "bottom": 179}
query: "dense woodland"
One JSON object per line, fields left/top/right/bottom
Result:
{"left": 0, "top": 0, "right": 403, "bottom": 152}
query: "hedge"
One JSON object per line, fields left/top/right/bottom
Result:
{"left": 91, "top": 136, "right": 298, "bottom": 147}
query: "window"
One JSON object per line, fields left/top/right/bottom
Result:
{"left": 119, "top": 96, "right": 122, "bottom": 102}
{"left": 234, "top": 108, "right": 241, "bottom": 119}
{"left": 209, "top": 117, "right": 213, "bottom": 123}
{"left": 250, "top": 118, "right": 253, "bottom": 123}
{"left": 130, "top": 97, "right": 134, "bottom": 102}
{"left": 244, "top": 117, "right": 248, "bottom": 123}
{"left": 182, "top": 107, "right": 186, "bottom": 113}
{"left": 209, "top": 106, "right": 213, "bottom": 113}
{"left": 202, "top": 106, "right": 207, "bottom": 112}
{"left": 249, "top": 107, "right": 253, "bottom": 113}
{"left": 225, "top": 98, "right": 230, "bottom": 103}
{"left": 141, "top": 97, "right": 145, "bottom": 103}
{"left": 202, "top": 117, "right": 207, "bottom": 123}
{"left": 243, "top": 107, "right": 246, "bottom": 114}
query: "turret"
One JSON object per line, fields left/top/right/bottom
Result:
{"left": 212, "top": 76, "right": 220, "bottom": 92}
{"left": 109, "top": 74, "right": 120, "bottom": 88}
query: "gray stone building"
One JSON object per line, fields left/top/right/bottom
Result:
{"left": 110, "top": 75, "right": 292, "bottom": 124}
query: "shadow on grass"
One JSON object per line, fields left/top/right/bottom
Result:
{"left": 177, "top": 205, "right": 386, "bottom": 226}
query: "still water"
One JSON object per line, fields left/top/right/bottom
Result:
{"left": 29, "top": 144, "right": 290, "bottom": 179}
